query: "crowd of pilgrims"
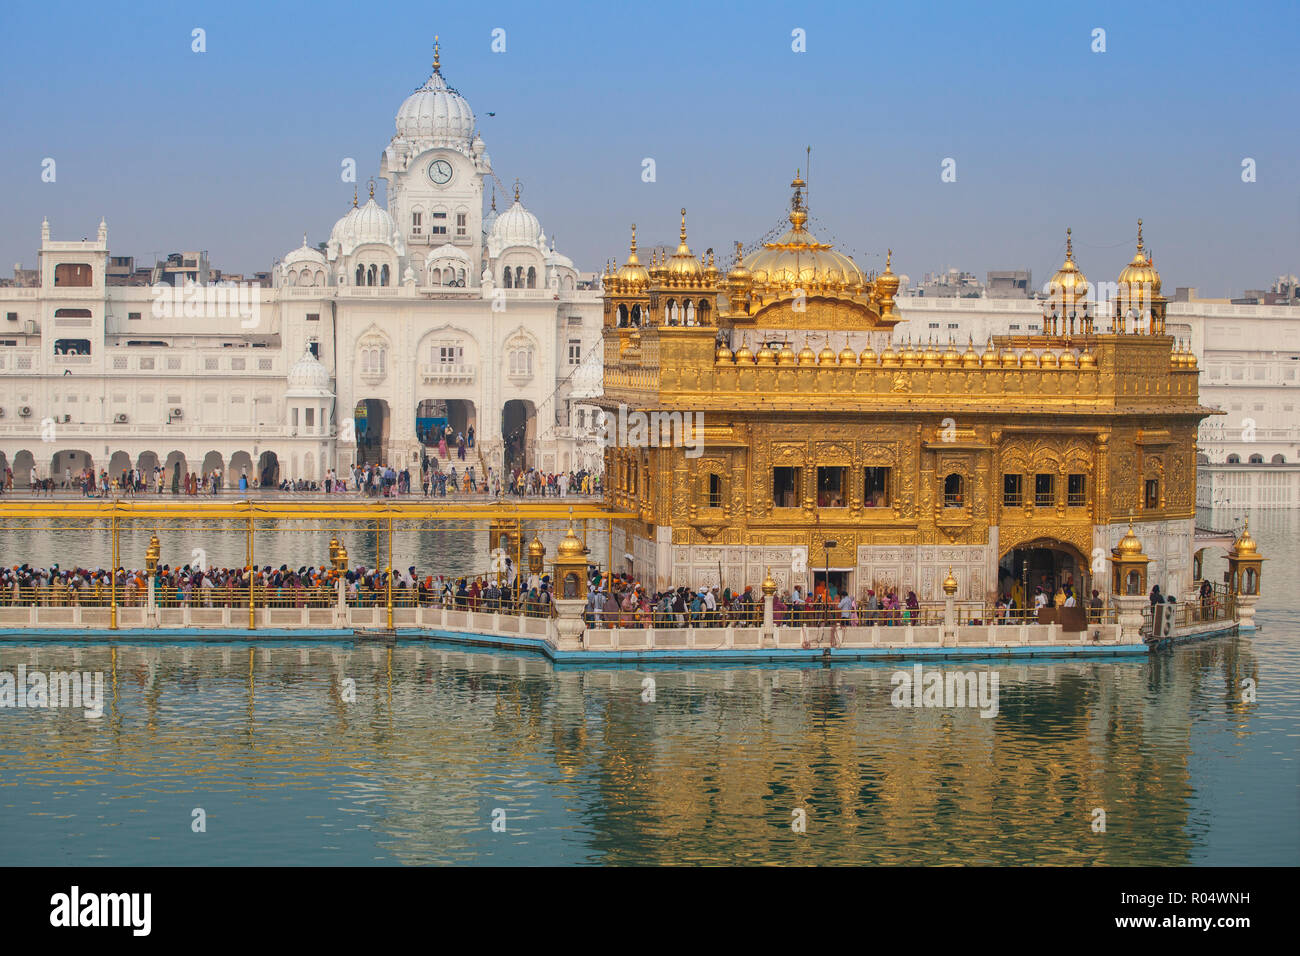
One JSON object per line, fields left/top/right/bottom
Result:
{"left": 1, "top": 463, "right": 600, "bottom": 498}
{"left": 0, "top": 562, "right": 564, "bottom": 614}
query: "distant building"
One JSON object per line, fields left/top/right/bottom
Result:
{"left": 986, "top": 269, "right": 1032, "bottom": 298}
{"left": 908, "top": 268, "right": 983, "bottom": 298}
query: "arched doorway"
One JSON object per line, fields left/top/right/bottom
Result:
{"left": 108, "top": 451, "right": 132, "bottom": 485}
{"left": 229, "top": 451, "right": 253, "bottom": 488}
{"left": 416, "top": 399, "right": 475, "bottom": 448}
{"left": 50, "top": 449, "right": 94, "bottom": 485}
{"left": 258, "top": 451, "right": 279, "bottom": 488}
{"left": 137, "top": 451, "right": 160, "bottom": 476}
{"left": 502, "top": 400, "right": 535, "bottom": 473}
{"left": 12, "top": 450, "right": 35, "bottom": 486}
{"left": 164, "top": 451, "right": 187, "bottom": 492}
{"left": 998, "top": 538, "right": 1089, "bottom": 606}
{"left": 201, "top": 451, "right": 224, "bottom": 478}
{"left": 354, "top": 399, "right": 389, "bottom": 465}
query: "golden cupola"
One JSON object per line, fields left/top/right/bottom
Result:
{"left": 742, "top": 171, "right": 866, "bottom": 293}
{"left": 1048, "top": 228, "right": 1090, "bottom": 313}
{"left": 1118, "top": 219, "right": 1159, "bottom": 291}
{"left": 615, "top": 225, "right": 650, "bottom": 289}
{"left": 727, "top": 241, "right": 751, "bottom": 285}
{"left": 666, "top": 208, "right": 703, "bottom": 284}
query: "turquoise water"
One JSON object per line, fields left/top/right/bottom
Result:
{"left": 0, "top": 510, "right": 1295, "bottom": 865}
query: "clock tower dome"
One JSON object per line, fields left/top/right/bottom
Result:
{"left": 379, "top": 38, "right": 492, "bottom": 285}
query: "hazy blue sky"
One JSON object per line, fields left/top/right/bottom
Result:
{"left": 1, "top": 0, "right": 1296, "bottom": 296}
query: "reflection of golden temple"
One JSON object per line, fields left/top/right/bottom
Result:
{"left": 598, "top": 175, "right": 1217, "bottom": 602}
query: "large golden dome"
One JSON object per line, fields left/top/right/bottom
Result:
{"left": 742, "top": 173, "right": 866, "bottom": 292}
{"left": 557, "top": 526, "right": 586, "bottom": 558}
{"left": 1048, "top": 228, "right": 1089, "bottom": 306}
{"left": 1115, "top": 521, "right": 1145, "bottom": 556}
{"left": 1117, "top": 219, "right": 1160, "bottom": 293}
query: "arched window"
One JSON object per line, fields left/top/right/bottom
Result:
{"left": 685, "top": 300, "right": 695, "bottom": 324}
{"left": 1249, "top": 454, "right": 1264, "bottom": 464}
{"left": 943, "top": 473, "right": 964, "bottom": 507}
{"left": 299, "top": 268, "right": 313, "bottom": 287}
{"left": 515, "top": 266, "right": 524, "bottom": 288}
{"left": 286, "top": 270, "right": 297, "bottom": 286}
{"left": 631, "top": 304, "right": 641, "bottom": 326}
{"left": 1272, "top": 454, "right": 1287, "bottom": 464}
{"left": 355, "top": 265, "right": 364, "bottom": 286}
{"left": 666, "top": 300, "right": 678, "bottom": 325}
{"left": 1227, "top": 454, "right": 1241, "bottom": 464}
{"left": 503, "top": 266, "right": 513, "bottom": 288}
{"left": 526, "top": 266, "right": 536, "bottom": 289}
{"left": 617, "top": 304, "right": 628, "bottom": 327}
{"left": 456, "top": 268, "right": 465, "bottom": 287}
{"left": 380, "top": 264, "right": 390, "bottom": 287}
{"left": 697, "top": 299, "right": 710, "bottom": 325}
{"left": 509, "top": 349, "right": 533, "bottom": 377}
{"left": 366, "top": 265, "right": 377, "bottom": 287}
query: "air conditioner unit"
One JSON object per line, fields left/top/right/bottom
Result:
{"left": 113, "top": 413, "right": 128, "bottom": 423}
{"left": 171, "top": 407, "right": 183, "bottom": 419}
{"left": 23, "top": 320, "right": 36, "bottom": 335}
{"left": 18, "top": 406, "right": 32, "bottom": 418}
{"left": 60, "top": 414, "right": 71, "bottom": 424}
{"left": 0, "top": 407, "right": 6, "bottom": 417}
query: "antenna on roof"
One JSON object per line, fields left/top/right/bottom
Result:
{"left": 806, "top": 145, "right": 811, "bottom": 212}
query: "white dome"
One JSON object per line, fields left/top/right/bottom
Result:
{"left": 329, "top": 205, "right": 359, "bottom": 247}
{"left": 286, "top": 346, "right": 332, "bottom": 395}
{"left": 546, "top": 246, "right": 574, "bottom": 271}
{"left": 490, "top": 199, "right": 542, "bottom": 248}
{"left": 351, "top": 198, "right": 398, "bottom": 247}
{"left": 395, "top": 65, "right": 475, "bottom": 146}
{"left": 283, "top": 235, "right": 326, "bottom": 268}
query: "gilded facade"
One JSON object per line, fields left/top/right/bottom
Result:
{"left": 596, "top": 174, "right": 1214, "bottom": 602}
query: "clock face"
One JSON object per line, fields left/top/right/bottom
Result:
{"left": 428, "top": 159, "right": 453, "bottom": 185}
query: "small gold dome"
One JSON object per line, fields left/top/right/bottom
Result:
{"left": 761, "top": 568, "right": 777, "bottom": 596}
{"left": 922, "top": 340, "right": 943, "bottom": 368}
{"left": 666, "top": 208, "right": 703, "bottom": 281}
{"left": 1231, "top": 518, "right": 1257, "bottom": 556}
{"left": 797, "top": 341, "right": 817, "bottom": 366}
{"left": 1000, "top": 349, "right": 1020, "bottom": 368}
{"left": 901, "top": 340, "right": 921, "bottom": 367}
{"left": 1060, "top": 349, "right": 1079, "bottom": 368}
{"left": 1020, "top": 349, "right": 1040, "bottom": 368}
{"left": 1040, "top": 349, "right": 1059, "bottom": 368}
{"left": 818, "top": 343, "right": 838, "bottom": 365}
{"left": 1117, "top": 219, "right": 1160, "bottom": 294}
{"left": 942, "top": 339, "right": 962, "bottom": 368}
{"left": 962, "top": 338, "right": 981, "bottom": 368}
{"left": 859, "top": 343, "right": 879, "bottom": 366}
{"left": 756, "top": 341, "right": 777, "bottom": 365}
{"left": 734, "top": 339, "right": 754, "bottom": 363}
{"left": 1115, "top": 521, "right": 1145, "bottom": 556}
{"left": 880, "top": 342, "right": 900, "bottom": 367}
{"left": 981, "top": 339, "right": 999, "bottom": 367}
{"left": 1079, "top": 348, "right": 1097, "bottom": 369}
{"left": 839, "top": 341, "right": 859, "bottom": 365}
{"left": 727, "top": 241, "right": 750, "bottom": 284}
{"left": 1048, "top": 228, "right": 1090, "bottom": 309}
{"left": 557, "top": 526, "right": 586, "bottom": 558}
{"left": 615, "top": 225, "right": 650, "bottom": 287}
{"left": 528, "top": 533, "right": 545, "bottom": 557}
{"left": 777, "top": 342, "right": 797, "bottom": 366}
{"left": 942, "top": 567, "right": 958, "bottom": 596}
{"left": 874, "top": 249, "right": 900, "bottom": 298}
{"left": 715, "top": 341, "right": 734, "bottom": 363}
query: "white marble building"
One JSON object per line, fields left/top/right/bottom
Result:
{"left": 0, "top": 43, "right": 604, "bottom": 488}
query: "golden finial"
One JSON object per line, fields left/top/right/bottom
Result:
{"left": 513, "top": 178, "right": 521, "bottom": 202}
{"left": 368, "top": 178, "right": 375, "bottom": 201}
{"left": 885, "top": 248, "right": 893, "bottom": 270}
{"left": 679, "top": 208, "right": 688, "bottom": 244}
{"left": 629, "top": 223, "right": 638, "bottom": 255}
{"left": 490, "top": 186, "right": 496, "bottom": 211}
{"left": 432, "top": 35, "right": 441, "bottom": 73}
{"left": 1136, "top": 218, "right": 1144, "bottom": 253}
{"left": 707, "top": 247, "right": 715, "bottom": 269}
{"left": 735, "top": 240, "right": 743, "bottom": 260}
{"left": 1065, "top": 227, "right": 1073, "bottom": 259}
{"left": 352, "top": 186, "right": 358, "bottom": 208}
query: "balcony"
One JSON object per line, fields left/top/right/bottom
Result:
{"left": 420, "top": 362, "right": 475, "bottom": 385}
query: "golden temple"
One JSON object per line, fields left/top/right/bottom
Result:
{"left": 596, "top": 173, "right": 1215, "bottom": 603}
